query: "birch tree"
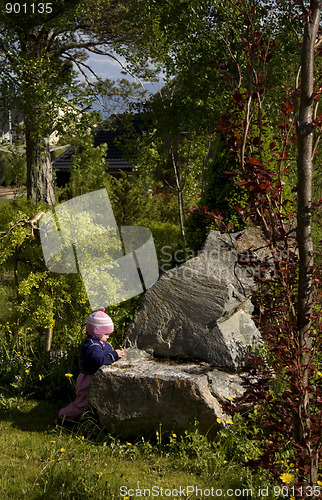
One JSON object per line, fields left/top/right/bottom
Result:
{"left": 295, "top": 0, "right": 322, "bottom": 484}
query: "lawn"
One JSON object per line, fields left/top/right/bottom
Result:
{"left": 0, "top": 397, "right": 276, "bottom": 500}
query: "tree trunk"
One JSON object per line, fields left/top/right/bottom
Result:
{"left": 295, "top": 0, "right": 321, "bottom": 485}
{"left": 25, "top": 119, "right": 56, "bottom": 205}
{"left": 171, "top": 148, "right": 186, "bottom": 247}
{"left": 44, "top": 328, "right": 53, "bottom": 353}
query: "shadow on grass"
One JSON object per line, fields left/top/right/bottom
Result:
{"left": 0, "top": 399, "right": 104, "bottom": 442}
{"left": 0, "top": 399, "right": 61, "bottom": 432}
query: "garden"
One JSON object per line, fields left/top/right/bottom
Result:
{"left": 0, "top": 0, "right": 322, "bottom": 498}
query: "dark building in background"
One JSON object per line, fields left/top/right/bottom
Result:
{"left": 53, "top": 114, "right": 142, "bottom": 186}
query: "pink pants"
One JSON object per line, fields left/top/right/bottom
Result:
{"left": 59, "top": 373, "right": 93, "bottom": 420}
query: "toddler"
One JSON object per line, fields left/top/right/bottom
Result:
{"left": 56, "top": 307, "right": 124, "bottom": 423}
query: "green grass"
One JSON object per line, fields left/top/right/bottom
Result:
{"left": 0, "top": 399, "right": 211, "bottom": 500}
{"left": 0, "top": 283, "right": 16, "bottom": 324}
{"left": 0, "top": 397, "right": 278, "bottom": 500}
{"left": 0, "top": 198, "right": 10, "bottom": 205}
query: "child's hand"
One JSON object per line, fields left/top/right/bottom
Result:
{"left": 116, "top": 348, "right": 125, "bottom": 358}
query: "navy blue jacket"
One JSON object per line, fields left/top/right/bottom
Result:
{"left": 81, "top": 336, "right": 119, "bottom": 375}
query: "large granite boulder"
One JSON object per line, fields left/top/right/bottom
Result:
{"left": 126, "top": 228, "right": 264, "bottom": 371}
{"left": 89, "top": 229, "right": 265, "bottom": 438}
{"left": 88, "top": 348, "right": 244, "bottom": 439}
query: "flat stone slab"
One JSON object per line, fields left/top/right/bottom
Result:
{"left": 88, "top": 348, "right": 244, "bottom": 439}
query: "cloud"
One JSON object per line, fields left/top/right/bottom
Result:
{"left": 77, "top": 51, "right": 131, "bottom": 81}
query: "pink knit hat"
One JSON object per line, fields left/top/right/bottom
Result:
{"left": 86, "top": 307, "right": 114, "bottom": 339}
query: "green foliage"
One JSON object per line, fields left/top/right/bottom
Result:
{"left": 139, "top": 219, "right": 183, "bottom": 274}
{"left": 184, "top": 134, "right": 248, "bottom": 252}
{"left": 161, "top": 415, "right": 264, "bottom": 482}
{"left": 0, "top": 150, "right": 26, "bottom": 187}
{"left": 0, "top": 153, "right": 6, "bottom": 185}
{"left": 144, "top": 191, "right": 180, "bottom": 224}
{"left": 132, "top": 104, "right": 215, "bottom": 209}
{"left": 203, "top": 135, "right": 247, "bottom": 227}
{"left": 0, "top": 191, "right": 184, "bottom": 400}
{"left": 104, "top": 173, "right": 184, "bottom": 273}
{"left": 132, "top": 0, "right": 301, "bottom": 121}
{"left": 96, "top": 77, "right": 148, "bottom": 115}
{"left": 0, "top": 199, "right": 90, "bottom": 394}
{"left": 0, "top": 0, "right": 151, "bottom": 202}
{"left": 104, "top": 171, "right": 149, "bottom": 226}
{"left": 184, "top": 207, "right": 220, "bottom": 253}
{"left": 105, "top": 173, "right": 184, "bottom": 270}
{"left": 63, "top": 117, "right": 108, "bottom": 199}
{"left": 0, "top": 322, "right": 79, "bottom": 401}
{"left": 105, "top": 171, "right": 182, "bottom": 224}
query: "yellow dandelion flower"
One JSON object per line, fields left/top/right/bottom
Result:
{"left": 216, "top": 418, "right": 221, "bottom": 424}
{"left": 124, "top": 497, "right": 130, "bottom": 500}
{"left": 317, "top": 481, "right": 322, "bottom": 486}
{"left": 126, "top": 442, "right": 132, "bottom": 446}
{"left": 172, "top": 433, "right": 177, "bottom": 438}
{"left": 228, "top": 397, "right": 233, "bottom": 401}
{"left": 317, "top": 371, "right": 322, "bottom": 377}
{"left": 65, "top": 373, "right": 73, "bottom": 378}
{"left": 60, "top": 448, "right": 65, "bottom": 453}
{"left": 38, "top": 374, "right": 43, "bottom": 381}
{"left": 50, "top": 440, "right": 56, "bottom": 444}
{"left": 289, "top": 463, "right": 294, "bottom": 467}
{"left": 226, "top": 420, "right": 233, "bottom": 425}
{"left": 290, "top": 497, "right": 295, "bottom": 500}
{"left": 280, "top": 473, "right": 294, "bottom": 484}
{"left": 96, "top": 472, "right": 103, "bottom": 478}
{"left": 25, "top": 369, "right": 30, "bottom": 374}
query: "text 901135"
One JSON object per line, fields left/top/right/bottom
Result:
{"left": 5, "top": 3, "right": 53, "bottom": 14}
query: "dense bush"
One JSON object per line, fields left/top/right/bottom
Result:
{"left": 0, "top": 186, "right": 183, "bottom": 402}
{"left": 104, "top": 173, "right": 185, "bottom": 272}
{"left": 0, "top": 198, "right": 138, "bottom": 399}
{"left": 0, "top": 150, "right": 26, "bottom": 187}
{"left": 184, "top": 135, "right": 247, "bottom": 251}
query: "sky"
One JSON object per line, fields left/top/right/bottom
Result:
{"left": 78, "top": 52, "right": 165, "bottom": 117}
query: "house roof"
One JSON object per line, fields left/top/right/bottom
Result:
{"left": 53, "top": 114, "right": 140, "bottom": 174}
{"left": 52, "top": 146, "right": 74, "bottom": 172}
{"left": 52, "top": 144, "right": 135, "bottom": 173}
